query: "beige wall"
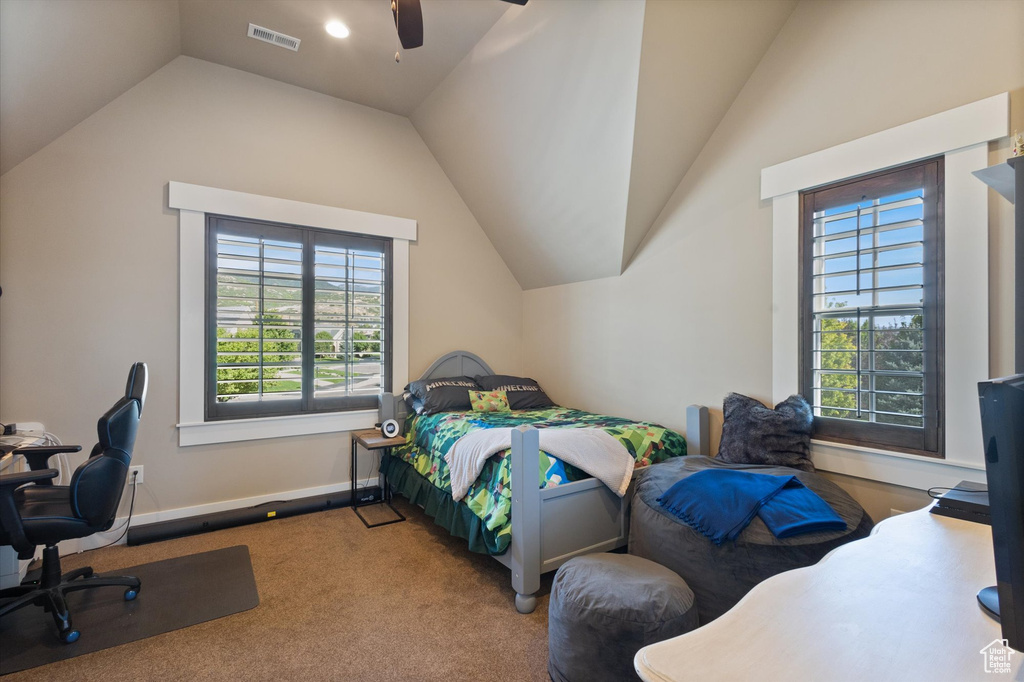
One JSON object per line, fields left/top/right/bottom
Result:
{"left": 523, "top": 0, "right": 1023, "bottom": 508}
{"left": 0, "top": 56, "right": 523, "bottom": 516}
{"left": 624, "top": 0, "right": 796, "bottom": 271}
{"left": 0, "top": 0, "right": 181, "bottom": 175}
{"left": 412, "top": 0, "right": 646, "bottom": 290}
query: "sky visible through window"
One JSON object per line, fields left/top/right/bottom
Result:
{"left": 812, "top": 188, "right": 926, "bottom": 427}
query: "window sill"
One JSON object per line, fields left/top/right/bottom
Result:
{"left": 811, "top": 439, "right": 985, "bottom": 491}
{"left": 177, "top": 410, "right": 377, "bottom": 446}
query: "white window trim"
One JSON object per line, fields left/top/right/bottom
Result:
{"left": 169, "top": 181, "right": 415, "bottom": 446}
{"left": 763, "top": 93, "right": 1008, "bottom": 490}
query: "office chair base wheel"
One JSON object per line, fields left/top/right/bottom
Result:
{"left": 124, "top": 588, "right": 138, "bottom": 601}
{"left": 60, "top": 628, "right": 80, "bottom": 644}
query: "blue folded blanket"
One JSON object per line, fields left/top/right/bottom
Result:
{"left": 657, "top": 469, "right": 846, "bottom": 545}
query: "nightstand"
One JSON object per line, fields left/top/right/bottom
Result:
{"left": 350, "top": 428, "right": 407, "bottom": 528}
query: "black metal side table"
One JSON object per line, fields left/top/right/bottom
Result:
{"left": 350, "top": 428, "right": 407, "bottom": 528}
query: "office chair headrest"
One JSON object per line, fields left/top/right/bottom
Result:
{"left": 124, "top": 362, "right": 148, "bottom": 417}
{"left": 76, "top": 396, "right": 140, "bottom": 527}
{"left": 97, "top": 397, "right": 140, "bottom": 458}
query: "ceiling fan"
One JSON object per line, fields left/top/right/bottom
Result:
{"left": 391, "top": 0, "right": 527, "bottom": 51}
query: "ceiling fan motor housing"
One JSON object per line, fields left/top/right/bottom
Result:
{"left": 392, "top": 0, "right": 423, "bottom": 50}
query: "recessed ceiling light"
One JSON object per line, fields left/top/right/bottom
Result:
{"left": 325, "top": 20, "right": 350, "bottom": 39}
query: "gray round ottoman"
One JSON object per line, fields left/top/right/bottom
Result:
{"left": 548, "top": 553, "right": 698, "bottom": 682}
{"left": 630, "top": 455, "right": 874, "bottom": 624}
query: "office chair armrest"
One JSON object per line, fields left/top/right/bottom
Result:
{"left": 0, "top": 468, "right": 58, "bottom": 557}
{"left": 15, "top": 445, "right": 82, "bottom": 485}
{"left": 14, "top": 445, "right": 83, "bottom": 472}
{"left": 0, "top": 468, "right": 60, "bottom": 490}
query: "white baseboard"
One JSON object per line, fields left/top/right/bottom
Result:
{"left": 130, "top": 477, "right": 377, "bottom": 527}
{"left": 56, "top": 476, "right": 380, "bottom": 556}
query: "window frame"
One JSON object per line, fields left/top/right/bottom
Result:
{"left": 798, "top": 157, "right": 945, "bottom": 458}
{"left": 204, "top": 214, "right": 393, "bottom": 421}
{"left": 170, "top": 181, "right": 415, "bottom": 447}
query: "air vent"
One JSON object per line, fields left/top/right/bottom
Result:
{"left": 247, "top": 23, "right": 301, "bottom": 51}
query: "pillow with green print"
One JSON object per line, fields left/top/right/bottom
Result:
{"left": 469, "top": 390, "right": 511, "bottom": 413}
{"left": 474, "top": 375, "right": 555, "bottom": 411}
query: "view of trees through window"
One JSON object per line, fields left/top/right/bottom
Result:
{"left": 214, "top": 319, "right": 382, "bottom": 401}
{"left": 804, "top": 158, "right": 941, "bottom": 452}
{"left": 208, "top": 220, "right": 388, "bottom": 417}
{"left": 817, "top": 309, "right": 924, "bottom": 427}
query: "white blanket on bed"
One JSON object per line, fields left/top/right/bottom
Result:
{"left": 444, "top": 427, "right": 635, "bottom": 502}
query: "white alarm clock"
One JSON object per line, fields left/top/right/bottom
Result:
{"left": 380, "top": 419, "right": 400, "bottom": 438}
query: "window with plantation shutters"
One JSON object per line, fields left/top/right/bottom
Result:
{"left": 800, "top": 158, "right": 944, "bottom": 456}
{"left": 206, "top": 215, "right": 391, "bottom": 420}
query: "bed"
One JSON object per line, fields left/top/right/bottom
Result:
{"left": 378, "top": 350, "right": 708, "bottom": 613}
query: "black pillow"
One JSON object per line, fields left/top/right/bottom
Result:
{"left": 474, "top": 375, "right": 555, "bottom": 411}
{"left": 405, "top": 376, "right": 480, "bottom": 415}
{"left": 716, "top": 393, "right": 815, "bottom": 472}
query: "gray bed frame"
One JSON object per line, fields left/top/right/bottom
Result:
{"left": 379, "top": 350, "right": 709, "bottom": 614}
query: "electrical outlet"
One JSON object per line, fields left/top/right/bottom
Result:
{"left": 129, "top": 466, "right": 143, "bottom": 485}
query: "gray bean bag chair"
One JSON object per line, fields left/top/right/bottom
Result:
{"left": 548, "top": 553, "right": 698, "bottom": 682}
{"left": 629, "top": 456, "right": 873, "bottom": 624}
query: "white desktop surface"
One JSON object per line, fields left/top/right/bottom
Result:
{"left": 0, "top": 434, "right": 46, "bottom": 471}
{"left": 634, "top": 506, "right": 1022, "bottom": 681}
{"left": 0, "top": 434, "right": 47, "bottom": 589}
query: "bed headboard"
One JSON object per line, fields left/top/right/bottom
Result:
{"left": 418, "top": 350, "right": 493, "bottom": 381}
{"left": 379, "top": 350, "right": 493, "bottom": 426}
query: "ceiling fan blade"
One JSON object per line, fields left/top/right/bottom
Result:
{"left": 392, "top": 0, "right": 423, "bottom": 50}
{"left": 500, "top": 0, "right": 528, "bottom": 4}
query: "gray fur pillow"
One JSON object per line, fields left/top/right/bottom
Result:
{"left": 716, "top": 393, "right": 815, "bottom": 472}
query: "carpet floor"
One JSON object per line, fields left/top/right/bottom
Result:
{"left": 4, "top": 498, "right": 552, "bottom": 681}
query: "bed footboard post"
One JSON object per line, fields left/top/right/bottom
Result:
{"left": 687, "top": 405, "right": 710, "bottom": 457}
{"left": 379, "top": 392, "right": 408, "bottom": 432}
{"left": 510, "top": 425, "right": 541, "bottom": 614}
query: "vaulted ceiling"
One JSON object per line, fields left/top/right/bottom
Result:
{"left": 178, "top": 0, "right": 509, "bottom": 116}
{"left": 0, "top": 0, "right": 508, "bottom": 174}
{"left": 0, "top": 0, "right": 180, "bottom": 176}
{"left": 1, "top": 0, "right": 796, "bottom": 288}
{"left": 412, "top": 0, "right": 797, "bottom": 288}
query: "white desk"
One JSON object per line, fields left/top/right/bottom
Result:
{"left": 635, "top": 506, "right": 1022, "bottom": 682}
{"left": 0, "top": 434, "right": 48, "bottom": 589}
{"left": 0, "top": 433, "right": 46, "bottom": 472}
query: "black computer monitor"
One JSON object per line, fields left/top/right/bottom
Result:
{"left": 978, "top": 374, "right": 1024, "bottom": 651}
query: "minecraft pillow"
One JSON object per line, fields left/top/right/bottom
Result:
{"left": 469, "top": 390, "right": 511, "bottom": 413}
{"left": 474, "top": 375, "right": 555, "bottom": 411}
{"left": 405, "top": 376, "right": 481, "bottom": 416}
{"left": 716, "top": 393, "right": 815, "bottom": 472}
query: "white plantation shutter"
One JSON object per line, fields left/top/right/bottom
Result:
{"left": 312, "top": 232, "right": 390, "bottom": 411}
{"left": 207, "top": 216, "right": 391, "bottom": 419}
{"left": 801, "top": 159, "right": 943, "bottom": 456}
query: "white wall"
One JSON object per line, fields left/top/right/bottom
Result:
{"left": 0, "top": 0, "right": 180, "bottom": 175}
{"left": 523, "top": 0, "right": 1023, "bottom": 466}
{"left": 623, "top": 0, "right": 796, "bottom": 270}
{"left": 0, "top": 56, "right": 523, "bottom": 517}
{"left": 412, "top": 0, "right": 646, "bottom": 289}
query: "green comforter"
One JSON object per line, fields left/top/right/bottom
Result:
{"left": 388, "top": 407, "right": 686, "bottom": 554}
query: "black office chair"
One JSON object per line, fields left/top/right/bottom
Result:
{"left": 0, "top": 362, "right": 148, "bottom": 643}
